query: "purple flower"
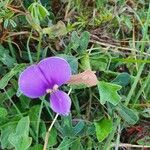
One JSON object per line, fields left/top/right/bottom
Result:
{"left": 18, "top": 57, "right": 72, "bottom": 116}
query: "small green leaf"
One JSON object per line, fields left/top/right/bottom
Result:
{"left": 70, "top": 31, "right": 80, "bottom": 50}
{"left": 94, "top": 118, "right": 113, "bottom": 142}
{"left": 57, "top": 137, "right": 71, "bottom": 150}
{"left": 0, "top": 107, "right": 7, "bottom": 118}
{"left": 0, "top": 44, "right": 16, "bottom": 67}
{"left": 73, "top": 121, "right": 85, "bottom": 136}
{"left": 116, "top": 103, "right": 139, "bottom": 125}
{"left": 79, "top": 31, "right": 90, "bottom": 53}
{"left": 112, "top": 73, "right": 131, "bottom": 86}
{"left": 90, "top": 54, "right": 109, "bottom": 71}
{"left": 137, "top": 136, "right": 150, "bottom": 146}
{"left": 28, "top": 144, "right": 43, "bottom": 150}
{"left": 42, "top": 21, "right": 67, "bottom": 38}
{"left": 0, "top": 64, "right": 26, "bottom": 89}
{"left": 58, "top": 54, "right": 78, "bottom": 74}
{"left": 98, "top": 81, "right": 122, "bottom": 105}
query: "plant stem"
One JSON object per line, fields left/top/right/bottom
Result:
{"left": 36, "top": 98, "right": 44, "bottom": 144}
{"left": 27, "top": 31, "right": 33, "bottom": 64}
{"left": 37, "top": 33, "right": 42, "bottom": 62}
{"left": 43, "top": 113, "right": 59, "bottom": 150}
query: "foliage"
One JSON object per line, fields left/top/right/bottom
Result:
{"left": 0, "top": 0, "right": 150, "bottom": 149}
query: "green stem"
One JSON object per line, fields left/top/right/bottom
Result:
{"left": 37, "top": 33, "right": 42, "bottom": 62}
{"left": 36, "top": 98, "right": 44, "bottom": 144}
{"left": 27, "top": 31, "right": 33, "bottom": 64}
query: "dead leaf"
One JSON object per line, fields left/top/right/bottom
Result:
{"left": 68, "top": 70, "right": 98, "bottom": 87}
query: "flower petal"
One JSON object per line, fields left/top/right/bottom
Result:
{"left": 38, "top": 57, "right": 71, "bottom": 88}
{"left": 50, "top": 90, "right": 71, "bottom": 115}
{"left": 19, "top": 65, "right": 48, "bottom": 98}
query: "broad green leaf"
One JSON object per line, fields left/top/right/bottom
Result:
{"left": 58, "top": 54, "right": 78, "bottom": 74}
{"left": 0, "top": 64, "right": 26, "bottom": 89}
{"left": 15, "top": 116, "right": 30, "bottom": 136}
{"left": 98, "top": 81, "right": 122, "bottom": 105}
{"left": 116, "top": 103, "right": 139, "bottom": 125}
{"left": 9, "top": 134, "right": 32, "bottom": 150}
{"left": 8, "top": 116, "right": 32, "bottom": 150}
{"left": 0, "top": 123, "right": 17, "bottom": 149}
{"left": 0, "top": 107, "right": 7, "bottom": 118}
{"left": 112, "top": 73, "right": 131, "bottom": 86}
{"left": 94, "top": 118, "right": 113, "bottom": 142}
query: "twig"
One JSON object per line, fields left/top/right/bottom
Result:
{"left": 90, "top": 40, "right": 150, "bottom": 57}
{"left": 43, "top": 88, "right": 72, "bottom": 150}
{"left": 43, "top": 113, "right": 59, "bottom": 150}
{"left": 110, "top": 143, "right": 150, "bottom": 148}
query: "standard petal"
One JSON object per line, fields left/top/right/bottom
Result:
{"left": 19, "top": 65, "right": 48, "bottom": 98}
{"left": 50, "top": 90, "right": 71, "bottom": 115}
{"left": 38, "top": 57, "right": 71, "bottom": 88}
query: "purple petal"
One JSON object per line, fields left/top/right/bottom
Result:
{"left": 19, "top": 65, "right": 48, "bottom": 98}
{"left": 50, "top": 90, "right": 71, "bottom": 115}
{"left": 38, "top": 57, "right": 71, "bottom": 88}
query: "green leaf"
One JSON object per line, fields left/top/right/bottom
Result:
{"left": 137, "top": 136, "right": 150, "bottom": 146}
{"left": 28, "top": 144, "right": 43, "bottom": 150}
{"left": 61, "top": 115, "right": 73, "bottom": 137}
{"left": 90, "top": 54, "right": 109, "bottom": 71}
{"left": 0, "top": 107, "right": 8, "bottom": 118}
{"left": 112, "top": 73, "right": 131, "bottom": 86}
{"left": 58, "top": 54, "right": 78, "bottom": 74}
{"left": 0, "top": 87, "right": 16, "bottom": 104}
{"left": 0, "top": 64, "right": 26, "bottom": 89}
{"left": 94, "top": 118, "right": 113, "bottom": 142}
{"left": 0, "top": 44, "right": 16, "bottom": 67}
{"left": 98, "top": 81, "right": 122, "bottom": 105}
{"left": 9, "top": 134, "right": 32, "bottom": 150}
{"left": 42, "top": 128, "right": 57, "bottom": 147}
{"left": 57, "top": 137, "right": 72, "bottom": 150}
{"left": 8, "top": 116, "right": 32, "bottom": 150}
{"left": 29, "top": 105, "right": 40, "bottom": 133}
{"left": 28, "top": 2, "right": 49, "bottom": 24}
{"left": 42, "top": 21, "right": 67, "bottom": 38}
{"left": 79, "top": 31, "right": 90, "bottom": 53}
{"left": 0, "top": 123, "right": 17, "bottom": 149}
{"left": 73, "top": 121, "right": 85, "bottom": 136}
{"left": 116, "top": 103, "right": 139, "bottom": 125}
{"left": 70, "top": 31, "right": 80, "bottom": 50}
